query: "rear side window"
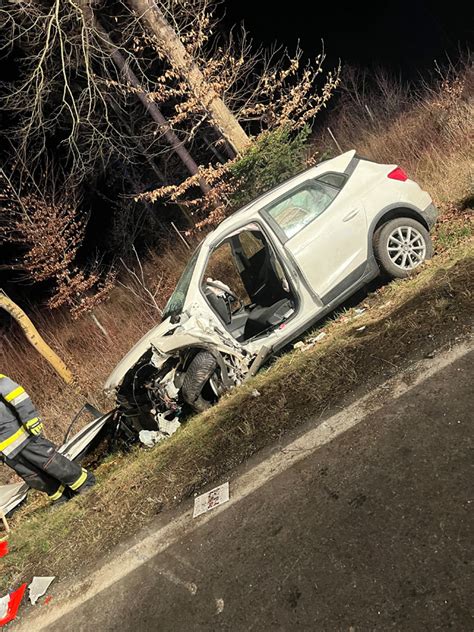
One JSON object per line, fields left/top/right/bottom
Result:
{"left": 265, "top": 182, "right": 339, "bottom": 239}
{"left": 317, "top": 172, "right": 347, "bottom": 188}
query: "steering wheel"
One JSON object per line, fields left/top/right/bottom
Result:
{"left": 206, "top": 280, "right": 239, "bottom": 304}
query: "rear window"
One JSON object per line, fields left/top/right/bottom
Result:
{"left": 265, "top": 182, "right": 339, "bottom": 239}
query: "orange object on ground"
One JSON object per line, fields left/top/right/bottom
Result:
{"left": 0, "top": 583, "right": 27, "bottom": 627}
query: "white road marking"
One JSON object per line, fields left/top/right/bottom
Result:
{"left": 17, "top": 342, "right": 471, "bottom": 631}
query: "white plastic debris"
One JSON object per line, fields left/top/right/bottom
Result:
{"left": 313, "top": 331, "right": 327, "bottom": 342}
{"left": 0, "top": 594, "right": 9, "bottom": 619}
{"left": 356, "top": 326, "right": 367, "bottom": 333}
{"left": 158, "top": 416, "right": 181, "bottom": 436}
{"left": 193, "top": 482, "right": 230, "bottom": 518}
{"left": 28, "top": 577, "right": 55, "bottom": 605}
{"left": 354, "top": 308, "right": 366, "bottom": 316}
{"left": 251, "top": 389, "right": 261, "bottom": 397}
{"left": 295, "top": 330, "right": 327, "bottom": 351}
{"left": 138, "top": 430, "right": 166, "bottom": 448}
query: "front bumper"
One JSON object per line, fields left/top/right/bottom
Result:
{"left": 421, "top": 202, "right": 439, "bottom": 229}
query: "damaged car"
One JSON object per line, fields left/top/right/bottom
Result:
{"left": 105, "top": 150, "right": 438, "bottom": 439}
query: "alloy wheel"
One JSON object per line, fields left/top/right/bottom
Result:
{"left": 387, "top": 226, "right": 427, "bottom": 270}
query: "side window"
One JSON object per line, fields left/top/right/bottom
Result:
{"left": 265, "top": 182, "right": 339, "bottom": 239}
{"left": 317, "top": 172, "right": 347, "bottom": 188}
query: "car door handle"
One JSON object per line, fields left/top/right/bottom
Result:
{"left": 343, "top": 209, "right": 360, "bottom": 222}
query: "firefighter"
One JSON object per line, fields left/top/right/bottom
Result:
{"left": 0, "top": 373, "right": 95, "bottom": 506}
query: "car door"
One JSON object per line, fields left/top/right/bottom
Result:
{"left": 262, "top": 172, "right": 368, "bottom": 302}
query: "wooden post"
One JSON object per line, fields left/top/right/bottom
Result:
{"left": 327, "top": 127, "right": 342, "bottom": 154}
{"left": 0, "top": 510, "right": 10, "bottom": 534}
{"left": 0, "top": 290, "right": 76, "bottom": 386}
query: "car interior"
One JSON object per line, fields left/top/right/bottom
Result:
{"left": 202, "top": 225, "right": 296, "bottom": 341}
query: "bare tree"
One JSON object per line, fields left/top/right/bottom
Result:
{"left": 1, "top": 0, "right": 340, "bottom": 244}
{"left": 0, "top": 0, "right": 211, "bottom": 194}
{"left": 78, "top": 0, "right": 211, "bottom": 195}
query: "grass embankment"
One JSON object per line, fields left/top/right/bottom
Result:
{"left": 1, "top": 234, "right": 472, "bottom": 591}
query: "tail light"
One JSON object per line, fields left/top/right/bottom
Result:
{"left": 387, "top": 166, "right": 408, "bottom": 181}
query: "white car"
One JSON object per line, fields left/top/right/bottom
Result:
{"left": 105, "top": 150, "right": 437, "bottom": 435}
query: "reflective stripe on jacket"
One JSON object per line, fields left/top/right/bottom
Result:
{"left": 0, "top": 374, "right": 35, "bottom": 457}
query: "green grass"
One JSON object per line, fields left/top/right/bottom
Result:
{"left": 436, "top": 223, "right": 473, "bottom": 249}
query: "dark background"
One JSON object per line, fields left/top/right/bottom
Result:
{"left": 224, "top": 0, "right": 471, "bottom": 77}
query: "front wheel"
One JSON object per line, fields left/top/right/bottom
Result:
{"left": 374, "top": 217, "right": 433, "bottom": 279}
{"left": 182, "top": 351, "right": 219, "bottom": 412}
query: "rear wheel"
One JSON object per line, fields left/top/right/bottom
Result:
{"left": 374, "top": 217, "right": 433, "bottom": 279}
{"left": 182, "top": 351, "right": 219, "bottom": 412}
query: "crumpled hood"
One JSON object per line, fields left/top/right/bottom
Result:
{"left": 104, "top": 317, "right": 177, "bottom": 392}
{"left": 104, "top": 311, "right": 248, "bottom": 393}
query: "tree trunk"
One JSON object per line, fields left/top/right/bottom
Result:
{"left": 0, "top": 290, "right": 76, "bottom": 386}
{"left": 78, "top": 1, "right": 210, "bottom": 196}
{"left": 108, "top": 45, "right": 211, "bottom": 195}
{"left": 128, "top": 0, "right": 250, "bottom": 155}
{"left": 107, "top": 98, "right": 196, "bottom": 226}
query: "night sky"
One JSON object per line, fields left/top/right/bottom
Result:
{"left": 225, "top": 0, "right": 471, "bottom": 77}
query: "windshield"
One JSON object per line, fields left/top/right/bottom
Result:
{"left": 162, "top": 246, "right": 201, "bottom": 321}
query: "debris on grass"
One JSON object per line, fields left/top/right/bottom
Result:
{"left": 139, "top": 416, "right": 181, "bottom": 447}
{"left": 139, "top": 430, "right": 166, "bottom": 448}
{"left": 312, "top": 331, "right": 327, "bottom": 343}
{"left": 158, "top": 416, "right": 181, "bottom": 436}
{"left": 294, "top": 330, "right": 327, "bottom": 351}
{"left": 0, "top": 541, "right": 7, "bottom": 559}
{"left": 0, "top": 596, "right": 8, "bottom": 621}
{"left": 28, "top": 577, "right": 55, "bottom": 606}
{"left": 193, "top": 482, "right": 230, "bottom": 518}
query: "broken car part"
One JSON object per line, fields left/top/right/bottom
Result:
{"left": 28, "top": 577, "right": 55, "bottom": 606}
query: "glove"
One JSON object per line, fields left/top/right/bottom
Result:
{"left": 24, "top": 417, "right": 44, "bottom": 436}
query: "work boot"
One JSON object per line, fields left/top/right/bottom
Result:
{"left": 49, "top": 489, "right": 73, "bottom": 511}
{"left": 75, "top": 470, "right": 96, "bottom": 495}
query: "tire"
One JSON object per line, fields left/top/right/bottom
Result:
{"left": 374, "top": 217, "right": 433, "bottom": 279}
{"left": 182, "top": 351, "right": 218, "bottom": 412}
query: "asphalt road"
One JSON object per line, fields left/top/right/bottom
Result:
{"left": 39, "top": 350, "right": 473, "bottom": 631}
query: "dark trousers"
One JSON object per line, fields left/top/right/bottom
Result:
{"left": 4, "top": 435, "right": 83, "bottom": 498}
